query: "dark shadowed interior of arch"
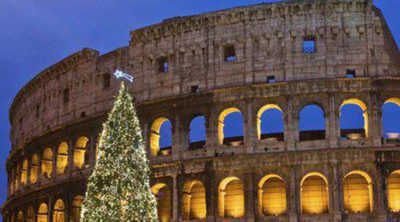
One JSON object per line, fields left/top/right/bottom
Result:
{"left": 383, "top": 102, "right": 400, "bottom": 138}
{"left": 189, "top": 116, "right": 206, "bottom": 149}
{"left": 340, "top": 104, "right": 365, "bottom": 139}
{"left": 299, "top": 104, "right": 325, "bottom": 141}
{"left": 260, "top": 109, "right": 284, "bottom": 141}
{"left": 159, "top": 120, "right": 172, "bottom": 151}
{"left": 223, "top": 112, "right": 244, "bottom": 146}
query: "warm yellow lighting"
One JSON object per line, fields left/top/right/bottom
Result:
{"left": 218, "top": 108, "right": 241, "bottom": 145}
{"left": 37, "top": 203, "right": 48, "bottom": 222}
{"left": 26, "top": 206, "right": 35, "bottom": 222}
{"left": 343, "top": 171, "right": 373, "bottom": 213}
{"left": 152, "top": 183, "right": 171, "bottom": 222}
{"left": 257, "top": 105, "right": 283, "bottom": 140}
{"left": 53, "top": 199, "right": 65, "bottom": 222}
{"left": 219, "top": 177, "right": 245, "bottom": 218}
{"left": 258, "top": 174, "right": 287, "bottom": 216}
{"left": 21, "top": 159, "right": 28, "bottom": 186}
{"left": 17, "top": 210, "right": 23, "bottom": 222}
{"left": 14, "top": 164, "right": 20, "bottom": 191}
{"left": 389, "top": 170, "right": 400, "bottom": 212}
{"left": 74, "top": 137, "right": 89, "bottom": 169}
{"left": 30, "top": 154, "right": 38, "bottom": 184}
{"left": 183, "top": 180, "right": 207, "bottom": 219}
{"left": 71, "top": 195, "right": 84, "bottom": 222}
{"left": 56, "top": 142, "right": 68, "bottom": 175}
{"left": 385, "top": 98, "right": 400, "bottom": 107}
{"left": 340, "top": 99, "right": 369, "bottom": 137}
{"left": 300, "top": 172, "right": 329, "bottom": 214}
{"left": 41, "top": 148, "right": 53, "bottom": 178}
{"left": 150, "top": 117, "right": 171, "bottom": 156}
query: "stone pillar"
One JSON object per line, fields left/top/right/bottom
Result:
{"left": 52, "top": 146, "right": 57, "bottom": 179}
{"left": 328, "top": 94, "right": 339, "bottom": 148}
{"left": 244, "top": 100, "right": 255, "bottom": 154}
{"left": 285, "top": 96, "right": 296, "bottom": 151}
{"left": 173, "top": 115, "right": 181, "bottom": 161}
{"left": 374, "top": 168, "right": 388, "bottom": 220}
{"left": 65, "top": 194, "right": 71, "bottom": 222}
{"left": 89, "top": 134, "right": 97, "bottom": 168}
{"left": 245, "top": 173, "right": 255, "bottom": 221}
{"left": 67, "top": 138, "right": 74, "bottom": 174}
{"left": 369, "top": 93, "right": 382, "bottom": 146}
{"left": 206, "top": 110, "right": 216, "bottom": 157}
{"left": 331, "top": 160, "right": 342, "bottom": 221}
{"left": 38, "top": 151, "right": 43, "bottom": 183}
{"left": 205, "top": 161, "right": 215, "bottom": 221}
{"left": 172, "top": 175, "right": 178, "bottom": 221}
{"left": 289, "top": 166, "right": 298, "bottom": 222}
{"left": 48, "top": 197, "right": 53, "bottom": 222}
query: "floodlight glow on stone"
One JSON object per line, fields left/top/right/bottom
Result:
{"left": 114, "top": 70, "right": 134, "bottom": 82}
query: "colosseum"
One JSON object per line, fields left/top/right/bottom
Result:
{"left": 2, "top": 0, "right": 400, "bottom": 221}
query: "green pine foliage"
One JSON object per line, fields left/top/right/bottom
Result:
{"left": 82, "top": 82, "right": 158, "bottom": 222}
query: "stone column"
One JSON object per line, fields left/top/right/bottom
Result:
{"left": 172, "top": 175, "right": 178, "bottom": 221}
{"left": 374, "top": 168, "right": 388, "bottom": 220}
{"left": 369, "top": 93, "right": 382, "bottom": 146}
{"left": 48, "top": 197, "right": 53, "bottom": 222}
{"left": 52, "top": 146, "right": 57, "bottom": 180}
{"left": 289, "top": 166, "right": 298, "bottom": 222}
{"left": 38, "top": 151, "right": 43, "bottom": 184}
{"left": 65, "top": 194, "right": 71, "bottom": 222}
{"left": 244, "top": 100, "right": 255, "bottom": 154}
{"left": 331, "top": 160, "right": 342, "bottom": 221}
{"left": 328, "top": 94, "right": 338, "bottom": 148}
{"left": 206, "top": 110, "right": 217, "bottom": 157}
{"left": 245, "top": 173, "right": 255, "bottom": 221}
{"left": 285, "top": 96, "right": 296, "bottom": 151}
{"left": 173, "top": 115, "right": 181, "bottom": 161}
{"left": 67, "top": 138, "right": 74, "bottom": 174}
{"left": 205, "top": 161, "right": 216, "bottom": 221}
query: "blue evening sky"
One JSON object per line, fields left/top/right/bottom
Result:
{"left": 0, "top": 0, "right": 399, "bottom": 211}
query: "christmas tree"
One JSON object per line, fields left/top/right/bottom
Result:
{"left": 82, "top": 82, "right": 158, "bottom": 222}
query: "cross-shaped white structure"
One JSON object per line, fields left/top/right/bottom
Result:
{"left": 113, "top": 70, "right": 134, "bottom": 83}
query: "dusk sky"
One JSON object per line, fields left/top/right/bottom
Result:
{"left": 0, "top": 0, "right": 399, "bottom": 212}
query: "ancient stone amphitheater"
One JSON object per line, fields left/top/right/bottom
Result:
{"left": 2, "top": 0, "right": 400, "bottom": 221}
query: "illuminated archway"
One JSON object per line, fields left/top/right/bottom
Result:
{"left": 152, "top": 183, "right": 171, "bottom": 222}
{"left": 14, "top": 164, "right": 20, "bottom": 191}
{"left": 53, "top": 199, "right": 65, "bottom": 222}
{"left": 26, "top": 206, "right": 35, "bottom": 222}
{"left": 21, "top": 159, "right": 28, "bottom": 186}
{"left": 37, "top": 203, "right": 48, "bottom": 222}
{"left": 218, "top": 177, "right": 245, "bottom": 218}
{"left": 340, "top": 99, "right": 368, "bottom": 139}
{"left": 257, "top": 104, "right": 284, "bottom": 141}
{"left": 388, "top": 170, "right": 400, "bottom": 212}
{"left": 71, "top": 195, "right": 84, "bottom": 222}
{"left": 300, "top": 172, "right": 329, "bottom": 214}
{"left": 182, "top": 180, "right": 207, "bottom": 220}
{"left": 74, "top": 137, "right": 89, "bottom": 169}
{"left": 56, "top": 142, "right": 68, "bottom": 175}
{"left": 41, "top": 148, "right": 53, "bottom": 179}
{"left": 30, "top": 154, "right": 39, "bottom": 184}
{"left": 189, "top": 116, "right": 206, "bottom": 149}
{"left": 218, "top": 108, "right": 244, "bottom": 146}
{"left": 343, "top": 170, "right": 373, "bottom": 213}
{"left": 258, "top": 174, "right": 286, "bottom": 216}
{"left": 299, "top": 104, "right": 326, "bottom": 141}
{"left": 382, "top": 98, "right": 400, "bottom": 138}
{"left": 150, "top": 118, "right": 172, "bottom": 156}
{"left": 17, "top": 210, "right": 23, "bottom": 222}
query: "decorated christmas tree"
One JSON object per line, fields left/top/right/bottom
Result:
{"left": 82, "top": 82, "right": 158, "bottom": 222}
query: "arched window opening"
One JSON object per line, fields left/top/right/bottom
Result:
{"left": 257, "top": 105, "right": 284, "bottom": 141}
{"left": 218, "top": 108, "right": 244, "bottom": 146}
{"left": 150, "top": 118, "right": 172, "bottom": 156}
{"left": 182, "top": 180, "right": 207, "bottom": 220}
{"left": 14, "top": 164, "right": 20, "bottom": 191}
{"left": 258, "top": 174, "right": 287, "bottom": 216}
{"left": 53, "top": 199, "right": 65, "bottom": 222}
{"left": 299, "top": 104, "right": 326, "bottom": 141}
{"left": 218, "top": 177, "right": 245, "bottom": 218}
{"left": 17, "top": 211, "right": 23, "bottom": 222}
{"left": 388, "top": 170, "right": 400, "bottom": 212}
{"left": 41, "top": 148, "right": 53, "bottom": 179}
{"left": 152, "top": 183, "right": 171, "bottom": 222}
{"left": 301, "top": 173, "right": 329, "bottom": 214}
{"left": 56, "top": 142, "right": 68, "bottom": 175}
{"left": 30, "top": 154, "right": 39, "bottom": 184}
{"left": 189, "top": 116, "right": 207, "bottom": 150}
{"left": 37, "top": 203, "right": 48, "bottom": 222}
{"left": 382, "top": 98, "right": 400, "bottom": 142}
{"left": 340, "top": 99, "right": 368, "bottom": 140}
{"left": 74, "top": 137, "right": 89, "bottom": 169}
{"left": 343, "top": 171, "right": 373, "bottom": 213}
{"left": 71, "top": 195, "right": 84, "bottom": 222}
{"left": 21, "top": 159, "right": 28, "bottom": 186}
{"left": 26, "top": 206, "right": 35, "bottom": 222}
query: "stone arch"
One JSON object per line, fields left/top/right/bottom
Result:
{"left": 150, "top": 117, "right": 173, "bottom": 156}
{"left": 343, "top": 170, "right": 373, "bottom": 213}
{"left": 74, "top": 136, "right": 89, "bottom": 169}
{"left": 218, "top": 107, "right": 244, "bottom": 146}
{"left": 300, "top": 172, "right": 329, "bottom": 214}
{"left": 26, "top": 206, "right": 35, "bottom": 222}
{"left": 56, "top": 142, "right": 68, "bottom": 175}
{"left": 189, "top": 115, "right": 207, "bottom": 149}
{"left": 299, "top": 104, "right": 326, "bottom": 141}
{"left": 258, "top": 174, "right": 287, "bottom": 216}
{"left": 382, "top": 98, "right": 400, "bottom": 139}
{"left": 21, "top": 159, "right": 28, "bottom": 186}
{"left": 388, "top": 170, "right": 400, "bottom": 212}
{"left": 182, "top": 180, "right": 207, "bottom": 220}
{"left": 71, "top": 195, "right": 84, "bottom": 222}
{"left": 257, "top": 104, "right": 284, "bottom": 141}
{"left": 340, "top": 99, "right": 368, "bottom": 139}
{"left": 52, "top": 199, "right": 65, "bottom": 222}
{"left": 30, "top": 154, "right": 39, "bottom": 184}
{"left": 151, "top": 183, "right": 171, "bottom": 222}
{"left": 37, "top": 203, "right": 48, "bottom": 222}
{"left": 41, "top": 148, "right": 53, "bottom": 179}
{"left": 218, "top": 176, "right": 245, "bottom": 218}
{"left": 17, "top": 210, "right": 23, "bottom": 222}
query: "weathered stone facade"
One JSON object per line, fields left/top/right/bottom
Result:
{"left": 2, "top": 0, "right": 400, "bottom": 221}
